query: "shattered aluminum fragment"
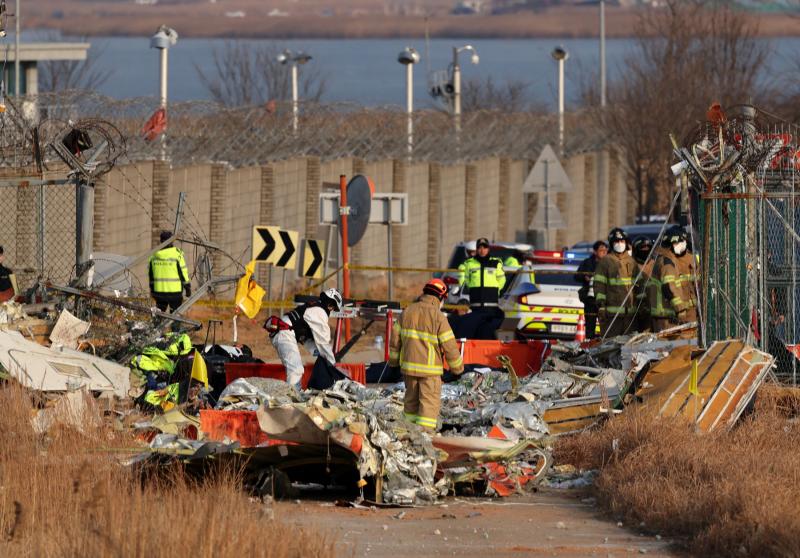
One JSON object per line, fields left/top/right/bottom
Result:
{"left": 216, "top": 377, "right": 301, "bottom": 410}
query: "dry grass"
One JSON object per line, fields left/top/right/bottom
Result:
{"left": 555, "top": 385, "right": 800, "bottom": 557}
{"left": 0, "top": 384, "right": 335, "bottom": 558}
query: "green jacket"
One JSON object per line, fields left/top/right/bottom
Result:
{"left": 458, "top": 256, "right": 506, "bottom": 306}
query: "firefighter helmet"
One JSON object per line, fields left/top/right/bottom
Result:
{"left": 423, "top": 278, "right": 448, "bottom": 300}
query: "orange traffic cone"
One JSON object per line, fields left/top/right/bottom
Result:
{"left": 575, "top": 313, "right": 586, "bottom": 343}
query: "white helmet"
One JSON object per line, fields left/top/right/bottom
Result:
{"left": 320, "top": 288, "right": 343, "bottom": 312}
{"left": 464, "top": 240, "right": 477, "bottom": 251}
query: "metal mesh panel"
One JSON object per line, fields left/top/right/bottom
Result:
{"left": 696, "top": 111, "right": 800, "bottom": 384}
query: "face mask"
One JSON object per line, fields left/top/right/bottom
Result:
{"left": 613, "top": 241, "right": 627, "bottom": 254}
{"left": 673, "top": 241, "right": 687, "bottom": 255}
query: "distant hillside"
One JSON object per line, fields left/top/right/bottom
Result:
{"left": 22, "top": 0, "right": 800, "bottom": 38}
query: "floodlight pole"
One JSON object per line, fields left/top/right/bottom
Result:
{"left": 159, "top": 46, "right": 168, "bottom": 160}
{"left": 600, "top": 0, "right": 607, "bottom": 108}
{"left": 291, "top": 63, "right": 299, "bottom": 133}
{"left": 557, "top": 58, "right": 565, "bottom": 155}
{"left": 406, "top": 61, "right": 413, "bottom": 156}
{"left": 452, "top": 46, "right": 461, "bottom": 134}
{"left": 339, "top": 174, "right": 351, "bottom": 342}
{"left": 14, "top": 0, "right": 19, "bottom": 96}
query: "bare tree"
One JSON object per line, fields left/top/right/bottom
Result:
{"left": 38, "top": 33, "right": 113, "bottom": 92}
{"left": 584, "top": 0, "right": 771, "bottom": 219}
{"left": 461, "top": 76, "right": 535, "bottom": 112}
{"left": 195, "top": 42, "right": 327, "bottom": 107}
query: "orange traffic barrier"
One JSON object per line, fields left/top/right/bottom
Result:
{"left": 199, "top": 410, "right": 289, "bottom": 448}
{"left": 225, "top": 362, "right": 366, "bottom": 388}
{"left": 448, "top": 340, "right": 549, "bottom": 377}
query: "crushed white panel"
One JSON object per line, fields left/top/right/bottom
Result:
{"left": 0, "top": 330, "right": 130, "bottom": 397}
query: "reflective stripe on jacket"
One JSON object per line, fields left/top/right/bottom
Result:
{"left": 457, "top": 256, "right": 506, "bottom": 305}
{"left": 644, "top": 248, "right": 676, "bottom": 318}
{"left": 149, "top": 246, "right": 189, "bottom": 294}
{"left": 659, "top": 252, "right": 698, "bottom": 315}
{"left": 593, "top": 252, "right": 640, "bottom": 316}
{"left": 388, "top": 294, "right": 464, "bottom": 377}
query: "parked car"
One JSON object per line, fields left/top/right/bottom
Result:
{"left": 438, "top": 240, "right": 534, "bottom": 305}
{"left": 498, "top": 263, "right": 592, "bottom": 340}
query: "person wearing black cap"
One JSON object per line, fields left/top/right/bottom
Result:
{"left": 456, "top": 237, "right": 506, "bottom": 338}
{"left": 0, "top": 246, "right": 18, "bottom": 302}
{"left": 148, "top": 231, "right": 191, "bottom": 312}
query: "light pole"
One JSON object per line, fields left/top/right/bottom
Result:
{"left": 398, "top": 47, "right": 420, "bottom": 157}
{"left": 599, "top": 1, "right": 608, "bottom": 241}
{"left": 600, "top": 1, "right": 606, "bottom": 108}
{"left": 277, "top": 49, "right": 312, "bottom": 133}
{"left": 14, "top": 0, "right": 19, "bottom": 96}
{"left": 551, "top": 46, "right": 569, "bottom": 156}
{"left": 451, "top": 44, "right": 479, "bottom": 133}
{"left": 150, "top": 25, "right": 178, "bottom": 160}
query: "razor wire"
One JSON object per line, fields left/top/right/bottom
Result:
{"left": 17, "top": 91, "right": 608, "bottom": 167}
{"left": 683, "top": 107, "right": 800, "bottom": 384}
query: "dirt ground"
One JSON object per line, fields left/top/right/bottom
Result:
{"left": 277, "top": 489, "right": 674, "bottom": 558}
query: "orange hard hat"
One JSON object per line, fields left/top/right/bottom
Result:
{"left": 423, "top": 278, "right": 448, "bottom": 299}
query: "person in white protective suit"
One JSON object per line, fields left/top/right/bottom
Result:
{"left": 266, "top": 288, "right": 343, "bottom": 389}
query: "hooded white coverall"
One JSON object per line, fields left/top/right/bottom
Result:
{"left": 270, "top": 306, "right": 336, "bottom": 388}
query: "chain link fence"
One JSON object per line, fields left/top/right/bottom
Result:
{"left": 0, "top": 180, "right": 76, "bottom": 293}
{"left": 694, "top": 109, "right": 800, "bottom": 383}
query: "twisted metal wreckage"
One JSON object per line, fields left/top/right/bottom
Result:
{"left": 0, "top": 96, "right": 783, "bottom": 505}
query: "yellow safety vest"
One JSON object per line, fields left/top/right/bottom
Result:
{"left": 149, "top": 247, "right": 189, "bottom": 294}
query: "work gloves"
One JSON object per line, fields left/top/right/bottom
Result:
{"left": 184, "top": 284, "right": 192, "bottom": 297}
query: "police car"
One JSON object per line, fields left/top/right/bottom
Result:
{"left": 498, "top": 263, "right": 586, "bottom": 340}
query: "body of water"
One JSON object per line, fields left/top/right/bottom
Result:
{"left": 22, "top": 35, "right": 800, "bottom": 107}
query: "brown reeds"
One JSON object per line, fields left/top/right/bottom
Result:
{"left": 0, "top": 384, "right": 335, "bottom": 557}
{"left": 555, "top": 385, "right": 800, "bottom": 557}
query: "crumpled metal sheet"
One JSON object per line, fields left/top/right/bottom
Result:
{"left": 216, "top": 377, "right": 300, "bottom": 410}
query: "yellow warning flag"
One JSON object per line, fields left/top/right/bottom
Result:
{"left": 688, "top": 359, "right": 699, "bottom": 396}
{"left": 191, "top": 349, "right": 209, "bottom": 388}
{"left": 234, "top": 260, "right": 266, "bottom": 319}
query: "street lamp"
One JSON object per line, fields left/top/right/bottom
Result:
{"left": 452, "top": 44, "right": 479, "bottom": 132}
{"left": 277, "top": 49, "right": 312, "bottom": 132}
{"left": 397, "top": 47, "right": 420, "bottom": 157}
{"left": 150, "top": 25, "right": 178, "bottom": 160}
{"left": 551, "top": 46, "right": 569, "bottom": 156}
{"left": 599, "top": 0, "right": 607, "bottom": 108}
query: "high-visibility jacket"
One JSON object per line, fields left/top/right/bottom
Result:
{"left": 643, "top": 248, "right": 676, "bottom": 319}
{"left": 659, "top": 251, "right": 699, "bottom": 316}
{"left": 149, "top": 246, "right": 189, "bottom": 294}
{"left": 458, "top": 256, "right": 506, "bottom": 306}
{"left": 503, "top": 256, "right": 521, "bottom": 269}
{"left": 388, "top": 294, "right": 464, "bottom": 377}
{"left": 164, "top": 332, "right": 193, "bottom": 357}
{"left": 143, "top": 382, "right": 180, "bottom": 410}
{"left": 131, "top": 347, "right": 175, "bottom": 375}
{"left": 593, "top": 252, "right": 640, "bottom": 316}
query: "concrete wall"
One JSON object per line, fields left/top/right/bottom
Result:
{"left": 77, "top": 149, "right": 635, "bottom": 297}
